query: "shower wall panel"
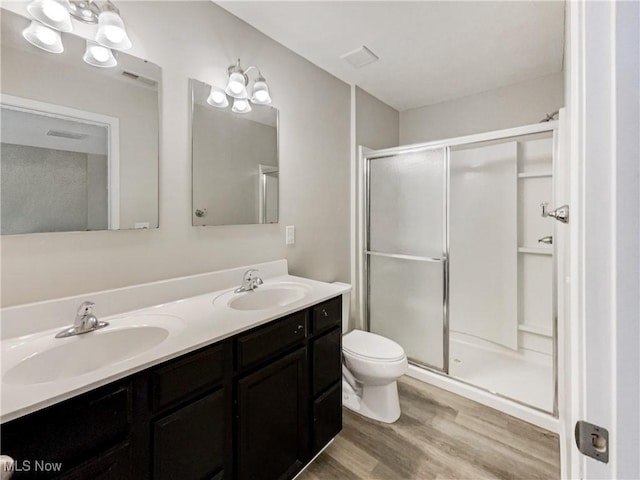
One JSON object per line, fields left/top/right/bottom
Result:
{"left": 449, "top": 142, "right": 518, "bottom": 350}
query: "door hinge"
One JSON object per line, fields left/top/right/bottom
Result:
{"left": 575, "top": 420, "right": 609, "bottom": 463}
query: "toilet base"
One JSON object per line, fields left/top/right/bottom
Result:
{"left": 342, "top": 379, "right": 401, "bottom": 423}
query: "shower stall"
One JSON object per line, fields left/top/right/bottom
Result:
{"left": 360, "top": 121, "right": 559, "bottom": 414}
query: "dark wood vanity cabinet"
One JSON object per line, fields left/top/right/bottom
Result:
{"left": 1, "top": 296, "right": 343, "bottom": 480}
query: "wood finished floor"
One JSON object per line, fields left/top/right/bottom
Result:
{"left": 299, "top": 376, "right": 560, "bottom": 480}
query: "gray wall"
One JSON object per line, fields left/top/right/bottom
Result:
{"left": 192, "top": 104, "right": 277, "bottom": 225}
{"left": 399, "top": 72, "right": 564, "bottom": 144}
{"left": 1, "top": 1, "right": 350, "bottom": 306}
{"left": 353, "top": 87, "right": 399, "bottom": 329}
{"left": 355, "top": 87, "right": 399, "bottom": 150}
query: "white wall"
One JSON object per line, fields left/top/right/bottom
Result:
{"left": 0, "top": 1, "right": 350, "bottom": 307}
{"left": 399, "top": 72, "right": 564, "bottom": 144}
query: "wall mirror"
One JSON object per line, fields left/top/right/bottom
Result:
{"left": 0, "top": 9, "right": 160, "bottom": 235}
{"left": 190, "top": 78, "right": 279, "bottom": 226}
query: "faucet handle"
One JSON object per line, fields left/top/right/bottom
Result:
{"left": 77, "top": 301, "right": 95, "bottom": 317}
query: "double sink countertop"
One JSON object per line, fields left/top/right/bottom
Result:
{"left": 1, "top": 274, "right": 350, "bottom": 423}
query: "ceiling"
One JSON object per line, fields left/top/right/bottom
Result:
{"left": 216, "top": 1, "right": 565, "bottom": 111}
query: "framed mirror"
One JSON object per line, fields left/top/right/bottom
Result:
{"left": 0, "top": 9, "right": 160, "bottom": 235}
{"left": 190, "top": 78, "right": 279, "bottom": 226}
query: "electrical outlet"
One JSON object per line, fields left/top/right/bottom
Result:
{"left": 286, "top": 225, "right": 295, "bottom": 245}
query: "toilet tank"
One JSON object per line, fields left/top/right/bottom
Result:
{"left": 331, "top": 282, "right": 351, "bottom": 334}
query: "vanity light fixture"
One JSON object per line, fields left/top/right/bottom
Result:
{"left": 22, "top": 0, "right": 131, "bottom": 68}
{"left": 209, "top": 58, "right": 272, "bottom": 114}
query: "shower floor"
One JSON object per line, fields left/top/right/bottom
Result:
{"left": 448, "top": 334, "right": 554, "bottom": 412}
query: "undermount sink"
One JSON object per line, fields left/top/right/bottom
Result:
{"left": 3, "top": 314, "right": 183, "bottom": 386}
{"left": 216, "top": 282, "right": 312, "bottom": 311}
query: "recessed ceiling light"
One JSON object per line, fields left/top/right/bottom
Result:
{"left": 340, "top": 45, "right": 379, "bottom": 68}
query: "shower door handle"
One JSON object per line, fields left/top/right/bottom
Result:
{"left": 541, "top": 203, "right": 569, "bottom": 224}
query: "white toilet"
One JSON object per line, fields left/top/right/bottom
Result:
{"left": 339, "top": 292, "right": 408, "bottom": 423}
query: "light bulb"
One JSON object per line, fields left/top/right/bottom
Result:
{"left": 83, "top": 40, "right": 117, "bottom": 68}
{"left": 42, "top": 0, "right": 67, "bottom": 22}
{"left": 103, "top": 25, "right": 125, "bottom": 44}
{"left": 36, "top": 26, "right": 57, "bottom": 45}
{"left": 90, "top": 45, "right": 110, "bottom": 62}
{"left": 225, "top": 71, "right": 248, "bottom": 99}
{"left": 27, "top": 0, "right": 72, "bottom": 32}
{"left": 22, "top": 20, "right": 64, "bottom": 53}
{"left": 95, "top": 10, "right": 132, "bottom": 50}
{"left": 250, "top": 77, "right": 272, "bottom": 105}
{"left": 207, "top": 86, "right": 229, "bottom": 108}
{"left": 232, "top": 98, "right": 252, "bottom": 114}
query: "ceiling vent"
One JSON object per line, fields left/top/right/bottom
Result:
{"left": 340, "top": 46, "right": 379, "bottom": 68}
{"left": 46, "top": 130, "right": 88, "bottom": 140}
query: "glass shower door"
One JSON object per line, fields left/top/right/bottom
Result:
{"left": 365, "top": 147, "right": 447, "bottom": 370}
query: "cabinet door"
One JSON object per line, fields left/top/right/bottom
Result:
{"left": 153, "top": 389, "right": 225, "bottom": 480}
{"left": 312, "top": 327, "right": 342, "bottom": 396}
{"left": 237, "top": 349, "right": 308, "bottom": 480}
{"left": 312, "top": 382, "right": 342, "bottom": 455}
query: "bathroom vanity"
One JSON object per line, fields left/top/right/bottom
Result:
{"left": 0, "top": 262, "right": 348, "bottom": 480}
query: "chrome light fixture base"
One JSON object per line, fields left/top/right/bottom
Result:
{"left": 66, "top": 0, "right": 101, "bottom": 23}
{"left": 210, "top": 58, "right": 272, "bottom": 113}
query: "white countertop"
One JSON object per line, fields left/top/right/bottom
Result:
{"left": 1, "top": 274, "right": 350, "bottom": 423}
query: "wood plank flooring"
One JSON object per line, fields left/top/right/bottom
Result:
{"left": 299, "top": 376, "right": 560, "bottom": 480}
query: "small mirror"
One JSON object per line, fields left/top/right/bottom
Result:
{"left": 0, "top": 9, "right": 160, "bottom": 234}
{"left": 190, "top": 78, "right": 279, "bottom": 226}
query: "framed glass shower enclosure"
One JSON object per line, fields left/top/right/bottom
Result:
{"left": 361, "top": 122, "right": 560, "bottom": 414}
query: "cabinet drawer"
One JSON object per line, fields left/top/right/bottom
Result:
{"left": 312, "top": 327, "right": 342, "bottom": 396}
{"left": 312, "top": 382, "right": 342, "bottom": 454}
{"left": 153, "top": 389, "right": 225, "bottom": 480}
{"left": 151, "top": 343, "right": 225, "bottom": 412}
{"left": 57, "top": 441, "right": 132, "bottom": 480}
{"left": 312, "top": 297, "right": 342, "bottom": 334}
{"left": 1, "top": 382, "right": 131, "bottom": 476}
{"left": 236, "top": 311, "right": 307, "bottom": 370}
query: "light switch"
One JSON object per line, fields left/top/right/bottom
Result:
{"left": 286, "top": 225, "right": 295, "bottom": 245}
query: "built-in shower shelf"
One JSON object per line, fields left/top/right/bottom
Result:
{"left": 518, "top": 247, "right": 553, "bottom": 255}
{"left": 517, "top": 171, "right": 552, "bottom": 178}
{"left": 518, "top": 323, "right": 552, "bottom": 337}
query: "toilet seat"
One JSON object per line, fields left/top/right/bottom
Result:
{"left": 343, "top": 330, "right": 405, "bottom": 362}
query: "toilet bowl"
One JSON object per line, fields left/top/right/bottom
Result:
{"left": 342, "top": 329, "right": 408, "bottom": 423}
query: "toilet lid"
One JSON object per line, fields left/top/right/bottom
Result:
{"left": 343, "top": 330, "right": 405, "bottom": 362}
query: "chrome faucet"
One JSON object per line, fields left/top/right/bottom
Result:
{"left": 234, "top": 269, "right": 264, "bottom": 293}
{"left": 55, "top": 301, "right": 109, "bottom": 338}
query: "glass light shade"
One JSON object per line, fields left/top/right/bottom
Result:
{"left": 232, "top": 98, "right": 252, "bottom": 114}
{"left": 27, "top": 0, "right": 72, "bottom": 32}
{"left": 95, "top": 10, "right": 132, "bottom": 50}
{"left": 83, "top": 40, "right": 117, "bottom": 68}
{"left": 225, "top": 71, "right": 247, "bottom": 99}
{"left": 206, "top": 86, "right": 229, "bottom": 108}
{"left": 22, "top": 20, "right": 64, "bottom": 53}
{"left": 250, "top": 78, "right": 271, "bottom": 105}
